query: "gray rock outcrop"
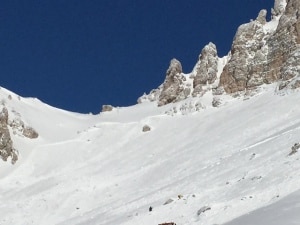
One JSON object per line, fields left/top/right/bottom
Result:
{"left": 219, "top": 9, "right": 268, "bottom": 93}
{"left": 272, "top": 0, "right": 286, "bottom": 17}
{"left": 101, "top": 105, "right": 114, "bottom": 112}
{"left": 220, "top": 0, "right": 300, "bottom": 93}
{"left": 158, "top": 59, "right": 188, "bottom": 106}
{"left": 256, "top": 9, "right": 267, "bottom": 25}
{"left": 23, "top": 126, "right": 39, "bottom": 139}
{"left": 138, "top": 0, "right": 300, "bottom": 107}
{"left": 9, "top": 117, "right": 39, "bottom": 139}
{"left": 192, "top": 42, "right": 218, "bottom": 96}
{"left": 0, "top": 107, "right": 39, "bottom": 164}
{"left": 142, "top": 125, "right": 151, "bottom": 132}
{"left": 137, "top": 87, "right": 162, "bottom": 103}
{"left": 269, "top": 0, "right": 300, "bottom": 89}
{"left": 0, "top": 107, "right": 18, "bottom": 164}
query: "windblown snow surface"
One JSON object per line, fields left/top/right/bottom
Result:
{"left": 1, "top": 85, "right": 300, "bottom": 225}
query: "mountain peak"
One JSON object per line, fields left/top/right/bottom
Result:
{"left": 2, "top": 1, "right": 300, "bottom": 225}
{"left": 139, "top": 0, "right": 299, "bottom": 108}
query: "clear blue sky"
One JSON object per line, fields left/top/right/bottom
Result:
{"left": 0, "top": 0, "right": 274, "bottom": 113}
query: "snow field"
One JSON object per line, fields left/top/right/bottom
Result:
{"left": 0, "top": 86, "right": 300, "bottom": 224}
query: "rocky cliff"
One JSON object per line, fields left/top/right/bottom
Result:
{"left": 139, "top": 0, "right": 300, "bottom": 107}
{"left": 220, "top": 0, "right": 300, "bottom": 93}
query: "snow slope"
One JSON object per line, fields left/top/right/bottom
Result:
{"left": 224, "top": 189, "right": 300, "bottom": 225}
{"left": 1, "top": 85, "right": 300, "bottom": 225}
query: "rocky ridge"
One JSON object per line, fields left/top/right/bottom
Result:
{"left": 0, "top": 94, "right": 39, "bottom": 164}
{"left": 139, "top": 0, "right": 299, "bottom": 109}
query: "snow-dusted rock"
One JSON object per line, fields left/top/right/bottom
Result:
{"left": 22, "top": 126, "right": 39, "bottom": 139}
{"left": 219, "top": 10, "right": 267, "bottom": 93}
{"left": 142, "top": 124, "right": 151, "bottom": 132}
{"left": 139, "top": 0, "right": 300, "bottom": 107}
{"left": 256, "top": 9, "right": 267, "bottom": 25}
{"left": 272, "top": 0, "right": 287, "bottom": 17}
{"left": 158, "top": 59, "right": 189, "bottom": 106}
{"left": 192, "top": 42, "right": 218, "bottom": 97}
{"left": 219, "top": 0, "right": 300, "bottom": 94}
{"left": 0, "top": 107, "right": 18, "bottom": 164}
{"left": 271, "top": 0, "right": 300, "bottom": 90}
{"left": 101, "top": 104, "right": 114, "bottom": 112}
{"left": 9, "top": 114, "right": 39, "bottom": 139}
{"left": 137, "top": 87, "right": 162, "bottom": 103}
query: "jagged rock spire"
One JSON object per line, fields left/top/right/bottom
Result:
{"left": 139, "top": 0, "right": 300, "bottom": 106}
{"left": 157, "top": 58, "right": 188, "bottom": 106}
{"left": 219, "top": 0, "right": 300, "bottom": 93}
{"left": 192, "top": 42, "right": 218, "bottom": 97}
{"left": 272, "top": 0, "right": 287, "bottom": 17}
{"left": 219, "top": 13, "right": 267, "bottom": 93}
{"left": 256, "top": 9, "right": 267, "bottom": 24}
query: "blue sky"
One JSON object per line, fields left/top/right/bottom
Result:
{"left": 1, "top": 0, "right": 274, "bottom": 113}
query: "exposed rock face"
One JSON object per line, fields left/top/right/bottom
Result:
{"left": 256, "top": 9, "right": 267, "bottom": 25}
{"left": 101, "top": 105, "right": 114, "bottom": 112}
{"left": 0, "top": 106, "right": 39, "bottom": 164}
{"left": 137, "top": 86, "right": 162, "bottom": 103}
{"left": 219, "top": 9, "right": 268, "bottom": 93}
{"left": 23, "top": 126, "right": 39, "bottom": 139}
{"left": 158, "top": 59, "right": 189, "bottom": 106}
{"left": 9, "top": 117, "right": 39, "bottom": 139}
{"left": 220, "top": 0, "right": 300, "bottom": 93}
{"left": 139, "top": 0, "right": 300, "bottom": 107}
{"left": 0, "top": 107, "right": 18, "bottom": 164}
{"left": 192, "top": 42, "right": 218, "bottom": 96}
{"left": 269, "top": 0, "right": 300, "bottom": 89}
{"left": 272, "top": 0, "right": 287, "bottom": 17}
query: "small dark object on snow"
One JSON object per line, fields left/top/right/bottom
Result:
{"left": 197, "top": 206, "right": 211, "bottom": 216}
{"left": 289, "top": 143, "right": 300, "bottom": 156}
{"left": 163, "top": 198, "right": 174, "bottom": 205}
{"left": 101, "top": 105, "right": 114, "bottom": 112}
{"left": 158, "top": 223, "right": 176, "bottom": 225}
{"left": 149, "top": 206, "right": 153, "bottom": 212}
{"left": 142, "top": 124, "right": 151, "bottom": 132}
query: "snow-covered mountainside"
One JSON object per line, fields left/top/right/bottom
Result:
{"left": 2, "top": 0, "right": 300, "bottom": 225}
{"left": 1, "top": 83, "right": 300, "bottom": 225}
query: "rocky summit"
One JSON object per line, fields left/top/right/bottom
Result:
{"left": 140, "top": 0, "right": 300, "bottom": 106}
